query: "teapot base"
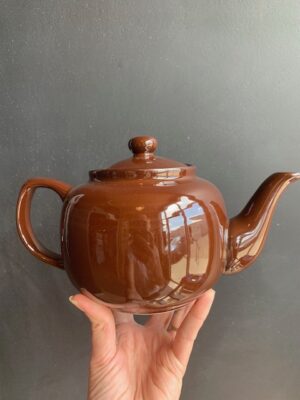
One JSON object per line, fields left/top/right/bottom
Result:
{"left": 80, "top": 288, "right": 212, "bottom": 314}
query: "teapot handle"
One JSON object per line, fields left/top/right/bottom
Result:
{"left": 16, "top": 178, "right": 72, "bottom": 269}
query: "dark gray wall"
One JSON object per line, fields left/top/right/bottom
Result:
{"left": 1, "top": 1, "right": 300, "bottom": 399}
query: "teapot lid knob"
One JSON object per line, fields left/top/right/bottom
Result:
{"left": 128, "top": 136, "right": 157, "bottom": 156}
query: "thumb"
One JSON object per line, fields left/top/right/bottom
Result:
{"left": 69, "top": 294, "right": 117, "bottom": 365}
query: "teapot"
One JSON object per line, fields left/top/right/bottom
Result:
{"left": 16, "top": 136, "right": 300, "bottom": 313}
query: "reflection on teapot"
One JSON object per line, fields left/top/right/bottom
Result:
{"left": 16, "top": 136, "right": 300, "bottom": 313}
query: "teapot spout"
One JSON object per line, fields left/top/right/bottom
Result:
{"left": 225, "top": 172, "right": 300, "bottom": 274}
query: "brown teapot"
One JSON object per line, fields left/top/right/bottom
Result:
{"left": 16, "top": 136, "right": 300, "bottom": 313}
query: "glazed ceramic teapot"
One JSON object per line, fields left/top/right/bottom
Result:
{"left": 16, "top": 136, "right": 300, "bottom": 313}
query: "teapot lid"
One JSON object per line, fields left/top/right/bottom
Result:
{"left": 111, "top": 136, "right": 187, "bottom": 169}
{"left": 90, "top": 136, "right": 195, "bottom": 181}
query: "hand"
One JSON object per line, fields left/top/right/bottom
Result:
{"left": 69, "top": 289, "right": 215, "bottom": 400}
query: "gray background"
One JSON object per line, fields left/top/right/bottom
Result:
{"left": 1, "top": 1, "right": 300, "bottom": 399}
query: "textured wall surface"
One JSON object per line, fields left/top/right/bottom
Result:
{"left": 1, "top": 1, "right": 300, "bottom": 399}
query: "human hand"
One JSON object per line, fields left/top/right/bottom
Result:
{"left": 69, "top": 289, "right": 215, "bottom": 400}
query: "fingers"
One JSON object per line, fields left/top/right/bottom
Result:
{"left": 172, "top": 289, "right": 215, "bottom": 368}
{"left": 69, "top": 294, "right": 117, "bottom": 365}
{"left": 145, "top": 310, "right": 174, "bottom": 329}
{"left": 80, "top": 289, "right": 134, "bottom": 325}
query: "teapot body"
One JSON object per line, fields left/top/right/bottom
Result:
{"left": 62, "top": 173, "right": 228, "bottom": 313}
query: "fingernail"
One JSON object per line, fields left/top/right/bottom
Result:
{"left": 69, "top": 295, "right": 79, "bottom": 307}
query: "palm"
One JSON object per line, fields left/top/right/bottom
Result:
{"left": 70, "top": 290, "right": 215, "bottom": 400}
{"left": 92, "top": 322, "right": 183, "bottom": 400}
